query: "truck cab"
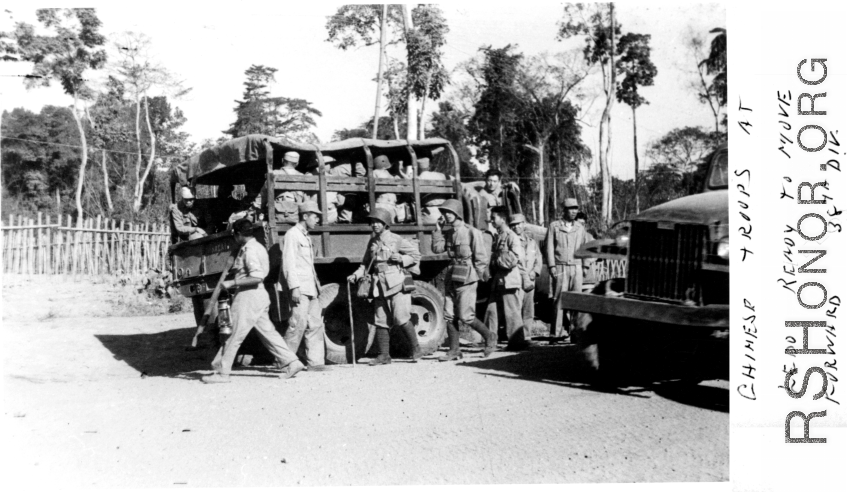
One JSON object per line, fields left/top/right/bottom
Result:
{"left": 564, "top": 144, "right": 729, "bottom": 383}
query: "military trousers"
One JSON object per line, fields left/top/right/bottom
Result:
{"left": 211, "top": 290, "right": 299, "bottom": 376}
{"left": 373, "top": 291, "right": 412, "bottom": 328}
{"left": 485, "top": 287, "right": 527, "bottom": 347}
{"left": 284, "top": 294, "right": 325, "bottom": 367}
{"left": 550, "top": 264, "right": 583, "bottom": 337}
{"left": 444, "top": 280, "right": 478, "bottom": 326}
{"left": 521, "top": 285, "right": 536, "bottom": 333}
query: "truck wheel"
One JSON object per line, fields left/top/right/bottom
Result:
{"left": 320, "top": 283, "right": 375, "bottom": 364}
{"left": 575, "top": 314, "right": 633, "bottom": 386}
{"left": 390, "top": 281, "right": 447, "bottom": 357}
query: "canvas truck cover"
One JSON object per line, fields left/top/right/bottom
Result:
{"left": 170, "top": 134, "right": 454, "bottom": 200}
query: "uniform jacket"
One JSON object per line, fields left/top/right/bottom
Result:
{"left": 431, "top": 219, "right": 489, "bottom": 284}
{"left": 354, "top": 230, "right": 421, "bottom": 297}
{"left": 170, "top": 202, "right": 200, "bottom": 240}
{"left": 491, "top": 226, "right": 525, "bottom": 290}
{"left": 519, "top": 230, "right": 543, "bottom": 281}
{"left": 282, "top": 223, "right": 321, "bottom": 297}
{"left": 233, "top": 238, "right": 271, "bottom": 308}
{"left": 252, "top": 167, "right": 305, "bottom": 210}
{"left": 545, "top": 220, "right": 589, "bottom": 266}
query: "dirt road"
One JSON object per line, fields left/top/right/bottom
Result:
{"left": 2, "top": 279, "right": 727, "bottom": 486}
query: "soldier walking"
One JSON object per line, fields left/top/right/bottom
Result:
{"left": 347, "top": 209, "right": 423, "bottom": 365}
{"left": 203, "top": 219, "right": 304, "bottom": 383}
{"left": 485, "top": 206, "right": 530, "bottom": 350}
{"left": 510, "top": 213, "right": 542, "bottom": 333}
{"left": 282, "top": 202, "right": 326, "bottom": 369}
{"left": 545, "top": 198, "right": 590, "bottom": 342}
{"left": 431, "top": 199, "right": 496, "bottom": 361}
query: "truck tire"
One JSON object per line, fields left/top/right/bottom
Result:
{"left": 574, "top": 313, "right": 634, "bottom": 386}
{"left": 390, "top": 281, "right": 447, "bottom": 357}
{"left": 320, "top": 283, "right": 375, "bottom": 364}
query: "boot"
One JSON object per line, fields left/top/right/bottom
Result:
{"left": 398, "top": 321, "right": 423, "bottom": 361}
{"left": 369, "top": 328, "right": 392, "bottom": 366}
{"left": 438, "top": 322, "right": 463, "bottom": 362}
{"left": 470, "top": 319, "right": 497, "bottom": 357}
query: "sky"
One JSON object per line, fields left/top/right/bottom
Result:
{"left": 0, "top": 1, "right": 725, "bottom": 181}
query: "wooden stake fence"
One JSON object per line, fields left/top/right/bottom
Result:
{"left": 2, "top": 214, "right": 169, "bottom": 278}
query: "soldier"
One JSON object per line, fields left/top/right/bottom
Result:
{"left": 418, "top": 157, "right": 450, "bottom": 225}
{"left": 373, "top": 154, "right": 403, "bottom": 222}
{"left": 250, "top": 151, "right": 305, "bottom": 223}
{"left": 510, "top": 213, "right": 542, "bottom": 333}
{"left": 282, "top": 201, "right": 326, "bottom": 369}
{"left": 545, "top": 198, "right": 590, "bottom": 341}
{"left": 202, "top": 219, "right": 304, "bottom": 383}
{"left": 346, "top": 208, "right": 422, "bottom": 365}
{"left": 478, "top": 169, "right": 519, "bottom": 234}
{"left": 431, "top": 199, "right": 496, "bottom": 361}
{"left": 170, "top": 187, "right": 207, "bottom": 242}
{"left": 485, "top": 206, "right": 530, "bottom": 350}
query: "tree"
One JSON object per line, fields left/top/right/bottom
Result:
{"left": 686, "top": 27, "right": 726, "bottom": 133}
{"left": 112, "top": 31, "right": 188, "bottom": 212}
{"left": 515, "top": 51, "right": 593, "bottom": 225}
{"left": 646, "top": 125, "right": 724, "bottom": 196}
{"left": 615, "top": 32, "right": 657, "bottom": 213}
{"left": 4, "top": 8, "right": 107, "bottom": 224}
{"left": 332, "top": 116, "right": 401, "bottom": 142}
{"left": 1, "top": 106, "right": 80, "bottom": 214}
{"left": 224, "top": 64, "right": 322, "bottom": 142}
{"left": 325, "top": 4, "right": 449, "bottom": 140}
{"left": 558, "top": 2, "right": 618, "bottom": 229}
{"left": 468, "top": 45, "right": 524, "bottom": 172}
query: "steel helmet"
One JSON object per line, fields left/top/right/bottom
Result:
{"left": 437, "top": 198, "right": 462, "bottom": 218}
{"left": 368, "top": 208, "right": 394, "bottom": 225}
{"left": 374, "top": 155, "right": 391, "bottom": 170}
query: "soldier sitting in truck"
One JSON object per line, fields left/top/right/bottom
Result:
{"left": 171, "top": 187, "right": 208, "bottom": 242}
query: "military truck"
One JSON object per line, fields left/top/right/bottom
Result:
{"left": 169, "top": 135, "right": 500, "bottom": 363}
{"left": 565, "top": 144, "right": 729, "bottom": 383}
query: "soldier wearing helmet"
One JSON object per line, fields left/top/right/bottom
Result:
{"left": 170, "top": 187, "right": 207, "bottom": 242}
{"left": 431, "top": 198, "right": 497, "bottom": 360}
{"left": 281, "top": 201, "right": 327, "bottom": 369}
{"left": 347, "top": 208, "right": 422, "bottom": 365}
{"left": 545, "top": 198, "right": 590, "bottom": 342}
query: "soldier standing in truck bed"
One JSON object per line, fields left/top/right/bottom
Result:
{"left": 545, "top": 198, "right": 589, "bottom": 342}
{"left": 347, "top": 208, "right": 422, "bottom": 365}
{"left": 431, "top": 199, "right": 496, "bottom": 361}
{"left": 202, "top": 219, "right": 305, "bottom": 383}
{"left": 250, "top": 151, "right": 304, "bottom": 223}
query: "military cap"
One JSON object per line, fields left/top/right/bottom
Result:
{"left": 283, "top": 151, "right": 300, "bottom": 164}
{"left": 437, "top": 198, "right": 462, "bottom": 217}
{"left": 509, "top": 213, "right": 526, "bottom": 225}
{"left": 374, "top": 155, "right": 391, "bottom": 170}
{"left": 563, "top": 198, "right": 579, "bottom": 209}
{"left": 322, "top": 155, "right": 336, "bottom": 165}
{"left": 232, "top": 218, "right": 254, "bottom": 235}
{"left": 417, "top": 157, "right": 431, "bottom": 170}
{"left": 368, "top": 208, "right": 394, "bottom": 225}
{"left": 298, "top": 201, "right": 323, "bottom": 215}
{"left": 180, "top": 187, "right": 195, "bottom": 199}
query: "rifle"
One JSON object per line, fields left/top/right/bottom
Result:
{"left": 187, "top": 246, "right": 241, "bottom": 349}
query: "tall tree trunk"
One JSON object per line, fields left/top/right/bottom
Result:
{"left": 392, "top": 115, "right": 400, "bottom": 140}
{"left": 70, "top": 92, "right": 88, "bottom": 227}
{"left": 372, "top": 5, "right": 388, "bottom": 140}
{"left": 538, "top": 140, "right": 545, "bottom": 226}
{"left": 101, "top": 149, "right": 113, "bottom": 213}
{"left": 134, "top": 95, "right": 157, "bottom": 212}
{"left": 134, "top": 95, "right": 142, "bottom": 200}
{"left": 401, "top": 5, "right": 417, "bottom": 140}
{"left": 632, "top": 106, "right": 640, "bottom": 214}
{"left": 599, "top": 2, "right": 616, "bottom": 229}
{"left": 418, "top": 71, "right": 431, "bottom": 140}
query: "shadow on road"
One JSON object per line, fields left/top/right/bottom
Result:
{"left": 95, "top": 327, "right": 217, "bottom": 378}
{"left": 461, "top": 345, "right": 728, "bottom": 411}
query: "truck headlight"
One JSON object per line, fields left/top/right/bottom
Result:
{"left": 716, "top": 237, "right": 729, "bottom": 260}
